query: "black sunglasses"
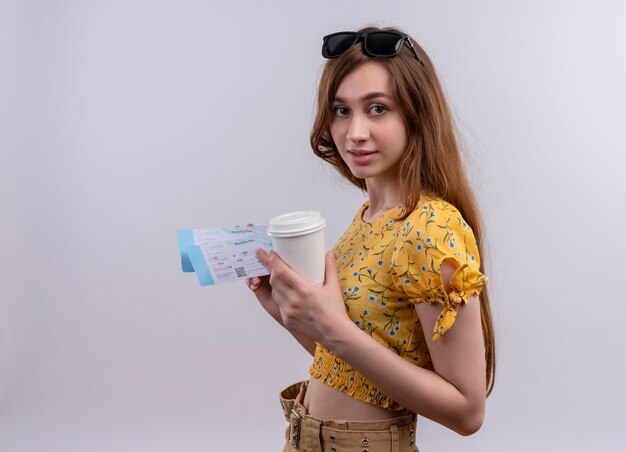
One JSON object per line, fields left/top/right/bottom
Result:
{"left": 321, "top": 31, "right": 424, "bottom": 66}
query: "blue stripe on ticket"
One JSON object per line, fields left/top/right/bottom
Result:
{"left": 187, "top": 245, "right": 215, "bottom": 286}
{"left": 177, "top": 229, "right": 195, "bottom": 272}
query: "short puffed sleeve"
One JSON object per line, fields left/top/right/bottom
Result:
{"left": 390, "top": 199, "right": 488, "bottom": 341}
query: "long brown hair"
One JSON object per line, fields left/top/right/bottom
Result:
{"left": 311, "top": 26, "right": 496, "bottom": 396}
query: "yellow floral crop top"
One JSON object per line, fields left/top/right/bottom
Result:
{"left": 308, "top": 193, "right": 488, "bottom": 411}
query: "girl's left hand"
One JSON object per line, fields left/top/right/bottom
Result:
{"left": 256, "top": 248, "right": 353, "bottom": 348}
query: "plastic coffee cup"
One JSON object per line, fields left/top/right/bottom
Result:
{"left": 266, "top": 210, "right": 327, "bottom": 286}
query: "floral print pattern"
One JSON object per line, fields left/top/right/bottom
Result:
{"left": 308, "top": 193, "right": 488, "bottom": 411}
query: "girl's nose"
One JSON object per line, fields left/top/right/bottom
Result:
{"left": 346, "top": 115, "right": 370, "bottom": 143}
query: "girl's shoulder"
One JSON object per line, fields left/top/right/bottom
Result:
{"left": 408, "top": 192, "right": 462, "bottom": 220}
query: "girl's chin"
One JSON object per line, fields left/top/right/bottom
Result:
{"left": 349, "top": 166, "right": 401, "bottom": 182}
{"left": 349, "top": 166, "right": 378, "bottom": 178}
{"left": 350, "top": 170, "right": 372, "bottom": 179}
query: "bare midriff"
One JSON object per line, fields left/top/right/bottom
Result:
{"left": 303, "top": 377, "right": 407, "bottom": 421}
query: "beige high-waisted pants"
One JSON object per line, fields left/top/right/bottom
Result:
{"left": 280, "top": 381, "right": 419, "bottom": 452}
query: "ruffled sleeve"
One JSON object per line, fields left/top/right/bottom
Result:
{"left": 390, "top": 198, "right": 488, "bottom": 341}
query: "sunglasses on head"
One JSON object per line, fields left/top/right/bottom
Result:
{"left": 321, "top": 31, "right": 424, "bottom": 66}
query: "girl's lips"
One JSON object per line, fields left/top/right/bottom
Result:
{"left": 349, "top": 151, "right": 377, "bottom": 164}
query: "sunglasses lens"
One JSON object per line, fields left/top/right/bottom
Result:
{"left": 323, "top": 33, "right": 358, "bottom": 57}
{"left": 365, "top": 32, "right": 404, "bottom": 57}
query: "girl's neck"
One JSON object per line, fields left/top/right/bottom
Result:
{"left": 364, "top": 176, "right": 402, "bottom": 216}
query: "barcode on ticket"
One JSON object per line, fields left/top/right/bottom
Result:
{"left": 235, "top": 267, "right": 247, "bottom": 277}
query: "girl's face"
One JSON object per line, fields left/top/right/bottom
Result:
{"left": 329, "top": 61, "right": 407, "bottom": 183}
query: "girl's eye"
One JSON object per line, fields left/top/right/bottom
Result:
{"left": 370, "top": 105, "right": 386, "bottom": 115}
{"left": 333, "top": 106, "right": 349, "bottom": 116}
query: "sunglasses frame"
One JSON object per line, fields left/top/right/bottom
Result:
{"left": 322, "top": 31, "right": 425, "bottom": 66}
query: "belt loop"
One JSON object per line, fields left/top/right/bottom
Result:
{"left": 390, "top": 424, "right": 399, "bottom": 452}
{"left": 306, "top": 416, "right": 322, "bottom": 451}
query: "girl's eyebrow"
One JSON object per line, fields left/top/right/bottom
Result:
{"left": 333, "top": 92, "right": 392, "bottom": 103}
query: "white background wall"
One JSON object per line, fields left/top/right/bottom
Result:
{"left": 2, "top": 0, "right": 625, "bottom": 450}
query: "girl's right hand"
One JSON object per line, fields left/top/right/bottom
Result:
{"left": 235, "top": 223, "right": 283, "bottom": 326}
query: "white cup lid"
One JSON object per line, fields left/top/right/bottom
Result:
{"left": 266, "top": 210, "right": 326, "bottom": 237}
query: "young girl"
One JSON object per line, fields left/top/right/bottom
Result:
{"left": 244, "top": 25, "right": 495, "bottom": 451}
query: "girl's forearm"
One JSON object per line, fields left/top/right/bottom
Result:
{"left": 265, "top": 305, "right": 316, "bottom": 356}
{"left": 288, "top": 328, "right": 317, "bottom": 356}
{"left": 330, "top": 324, "right": 483, "bottom": 436}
